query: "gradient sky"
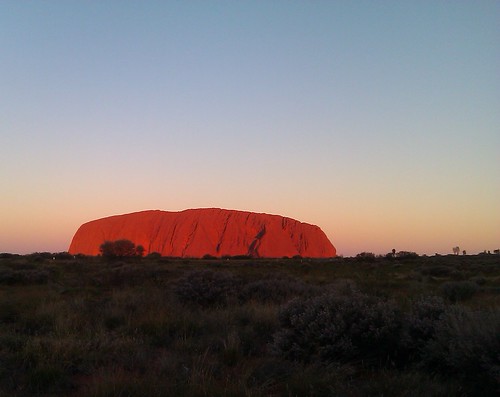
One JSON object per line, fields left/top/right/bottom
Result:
{"left": 1, "top": 1, "right": 499, "bottom": 256}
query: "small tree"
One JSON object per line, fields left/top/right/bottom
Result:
{"left": 99, "top": 241, "right": 116, "bottom": 258}
{"left": 99, "top": 239, "right": 137, "bottom": 259}
{"left": 113, "top": 239, "right": 136, "bottom": 257}
{"left": 136, "top": 245, "right": 145, "bottom": 257}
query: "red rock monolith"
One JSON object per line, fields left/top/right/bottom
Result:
{"left": 68, "top": 208, "right": 336, "bottom": 258}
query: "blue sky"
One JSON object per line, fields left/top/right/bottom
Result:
{"left": 1, "top": 1, "right": 499, "bottom": 255}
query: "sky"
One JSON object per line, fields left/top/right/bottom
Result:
{"left": 1, "top": 1, "right": 499, "bottom": 256}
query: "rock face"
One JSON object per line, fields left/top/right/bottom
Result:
{"left": 68, "top": 208, "right": 336, "bottom": 258}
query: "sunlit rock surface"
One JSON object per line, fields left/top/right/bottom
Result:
{"left": 68, "top": 208, "right": 336, "bottom": 258}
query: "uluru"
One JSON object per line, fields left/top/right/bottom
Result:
{"left": 68, "top": 208, "right": 336, "bottom": 258}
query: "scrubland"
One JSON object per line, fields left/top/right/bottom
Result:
{"left": 0, "top": 252, "right": 499, "bottom": 396}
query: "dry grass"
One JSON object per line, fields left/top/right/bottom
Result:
{"left": 0, "top": 253, "right": 499, "bottom": 396}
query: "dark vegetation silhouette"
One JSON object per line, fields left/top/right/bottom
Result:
{"left": 99, "top": 239, "right": 145, "bottom": 259}
{"left": 0, "top": 252, "right": 498, "bottom": 396}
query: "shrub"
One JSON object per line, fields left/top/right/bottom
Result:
{"left": 135, "top": 245, "right": 145, "bottom": 257}
{"left": 95, "top": 263, "right": 154, "bottom": 287}
{"left": 0, "top": 267, "right": 49, "bottom": 285}
{"left": 271, "top": 292, "right": 402, "bottom": 364}
{"left": 470, "top": 276, "right": 487, "bottom": 286}
{"left": 0, "top": 267, "right": 17, "bottom": 284}
{"left": 400, "top": 296, "right": 448, "bottom": 361}
{"left": 440, "top": 281, "right": 478, "bottom": 303}
{"left": 239, "top": 276, "right": 316, "bottom": 304}
{"left": 174, "top": 269, "right": 239, "bottom": 308}
{"left": 421, "top": 307, "right": 500, "bottom": 393}
{"left": 420, "top": 265, "right": 454, "bottom": 277}
{"left": 231, "top": 255, "right": 252, "bottom": 260}
{"left": 27, "top": 365, "right": 70, "bottom": 394}
{"left": 233, "top": 305, "right": 280, "bottom": 357}
{"left": 355, "top": 252, "right": 376, "bottom": 262}
{"left": 246, "top": 358, "right": 293, "bottom": 388}
{"left": 22, "top": 312, "right": 55, "bottom": 336}
{"left": 53, "top": 252, "right": 73, "bottom": 260}
{"left": 354, "top": 369, "right": 464, "bottom": 397}
{"left": 0, "top": 300, "right": 20, "bottom": 323}
{"left": 396, "top": 251, "right": 419, "bottom": 260}
{"left": 0, "top": 253, "right": 19, "bottom": 259}
{"left": 27, "top": 252, "right": 53, "bottom": 262}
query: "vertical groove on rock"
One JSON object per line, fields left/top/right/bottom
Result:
{"left": 248, "top": 226, "right": 266, "bottom": 258}
{"left": 150, "top": 219, "right": 161, "bottom": 254}
{"left": 216, "top": 213, "right": 230, "bottom": 254}
{"left": 183, "top": 221, "right": 199, "bottom": 256}
{"left": 169, "top": 224, "right": 177, "bottom": 253}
